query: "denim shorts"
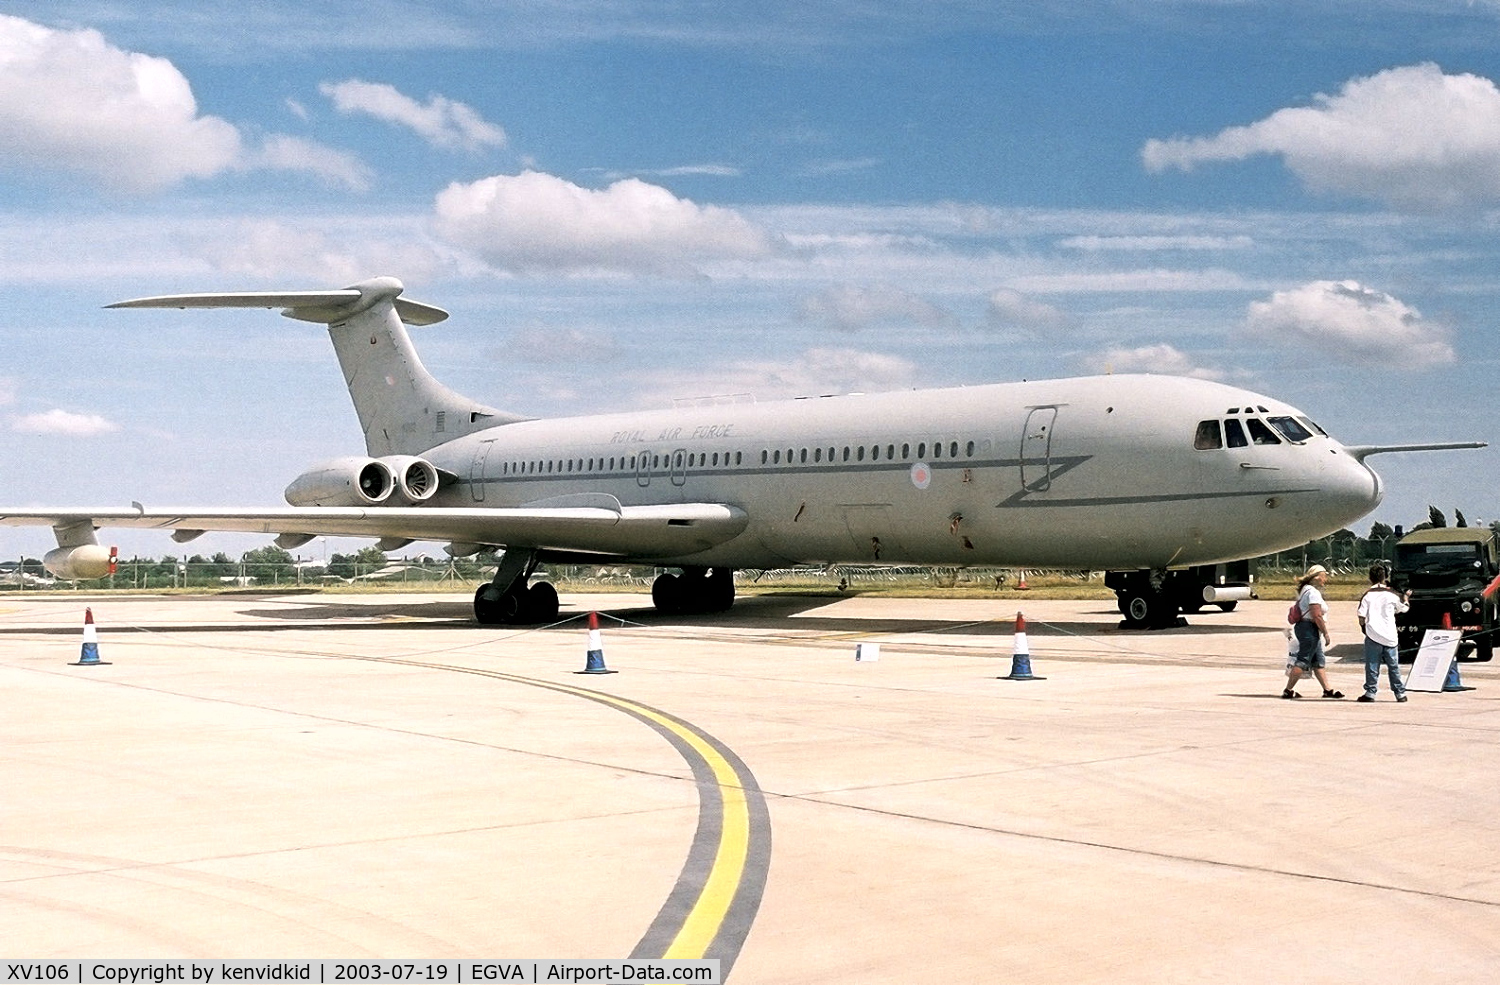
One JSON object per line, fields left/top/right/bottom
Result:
{"left": 1293, "top": 620, "right": 1325, "bottom": 670}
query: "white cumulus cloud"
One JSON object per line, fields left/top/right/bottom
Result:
{"left": 432, "top": 170, "right": 777, "bottom": 275}
{"left": 11, "top": 409, "right": 120, "bottom": 436}
{"left": 633, "top": 348, "right": 918, "bottom": 407}
{"left": 1082, "top": 344, "right": 1224, "bottom": 381}
{"left": 1143, "top": 63, "right": 1500, "bottom": 211}
{"left": 254, "top": 135, "right": 373, "bottom": 192}
{"left": 0, "top": 15, "right": 367, "bottom": 193}
{"left": 798, "top": 284, "right": 954, "bottom": 331}
{"left": 986, "top": 289, "right": 1068, "bottom": 332}
{"left": 320, "top": 79, "right": 506, "bottom": 152}
{"left": 1245, "top": 280, "right": 1454, "bottom": 367}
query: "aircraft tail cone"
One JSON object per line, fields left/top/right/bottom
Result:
{"left": 1002, "top": 611, "right": 1044, "bottom": 681}
{"left": 71, "top": 608, "right": 111, "bottom": 666}
{"left": 576, "top": 611, "right": 617, "bottom": 674}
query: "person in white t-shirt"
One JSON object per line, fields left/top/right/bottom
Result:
{"left": 1356, "top": 563, "right": 1410, "bottom": 702}
{"left": 1283, "top": 564, "right": 1344, "bottom": 699}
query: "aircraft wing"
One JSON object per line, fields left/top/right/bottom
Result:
{"left": 0, "top": 502, "right": 750, "bottom": 560}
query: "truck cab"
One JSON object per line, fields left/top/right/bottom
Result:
{"left": 1390, "top": 527, "right": 1499, "bottom": 662}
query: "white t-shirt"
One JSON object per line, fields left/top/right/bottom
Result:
{"left": 1357, "top": 585, "right": 1408, "bottom": 648}
{"left": 1298, "top": 584, "right": 1326, "bottom": 621}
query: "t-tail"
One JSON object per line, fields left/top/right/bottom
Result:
{"left": 108, "top": 276, "right": 529, "bottom": 456}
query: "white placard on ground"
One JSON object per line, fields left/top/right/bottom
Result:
{"left": 1405, "top": 629, "right": 1460, "bottom": 692}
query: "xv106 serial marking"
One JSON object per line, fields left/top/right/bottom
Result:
{"left": 0, "top": 278, "right": 1483, "bottom": 627}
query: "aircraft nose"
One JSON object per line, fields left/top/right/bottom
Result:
{"left": 1327, "top": 449, "right": 1384, "bottom": 521}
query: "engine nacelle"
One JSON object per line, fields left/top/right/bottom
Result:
{"left": 43, "top": 544, "right": 115, "bottom": 581}
{"left": 284, "top": 457, "right": 397, "bottom": 507}
{"left": 380, "top": 455, "right": 440, "bottom": 505}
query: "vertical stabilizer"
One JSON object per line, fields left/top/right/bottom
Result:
{"left": 109, "top": 276, "right": 529, "bottom": 456}
{"left": 314, "top": 279, "right": 526, "bottom": 455}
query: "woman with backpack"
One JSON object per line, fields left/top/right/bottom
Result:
{"left": 1283, "top": 564, "right": 1345, "bottom": 699}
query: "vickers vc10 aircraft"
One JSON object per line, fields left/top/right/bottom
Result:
{"left": 1, "top": 277, "right": 1484, "bottom": 627}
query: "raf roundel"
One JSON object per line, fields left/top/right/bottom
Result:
{"left": 910, "top": 462, "right": 932, "bottom": 490}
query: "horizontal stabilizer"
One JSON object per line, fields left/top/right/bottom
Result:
{"left": 108, "top": 280, "right": 449, "bottom": 326}
{"left": 1344, "top": 441, "right": 1487, "bottom": 462}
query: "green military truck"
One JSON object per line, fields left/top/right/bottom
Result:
{"left": 1389, "top": 527, "right": 1499, "bottom": 662}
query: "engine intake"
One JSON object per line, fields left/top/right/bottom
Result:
{"left": 284, "top": 455, "right": 440, "bottom": 507}
{"left": 285, "top": 457, "right": 396, "bottom": 507}
{"left": 381, "top": 455, "right": 440, "bottom": 505}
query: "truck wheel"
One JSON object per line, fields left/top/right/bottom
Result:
{"left": 1477, "top": 636, "right": 1494, "bottom": 662}
{"left": 1119, "top": 590, "right": 1165, "bottom": 628}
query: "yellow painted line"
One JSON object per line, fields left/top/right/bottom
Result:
{"left": 348, "top": 657, "right": 756, "bottom": 959}
{"left": 623, "top": 703, "right": 751, "bottom": 960}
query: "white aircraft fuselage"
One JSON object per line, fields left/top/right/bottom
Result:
{"left": 3, "top": 277, "right": 1476, "bottom": 626}
{"left": 417, "top": 374, "right": 1382, "bottom": 571}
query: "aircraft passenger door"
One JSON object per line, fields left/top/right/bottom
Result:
{"left": 470, "top": 440, "right": 494, "bottom": 502}
{"left": 670, "top": 448, "right": 688, "bottom": 487}
{"left": 1020, "top": 407, "right": 1057, "bottom": 492}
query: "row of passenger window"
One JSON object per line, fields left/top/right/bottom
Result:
{"left": 496, "top": 437, "right": 984, "bottom": 478}
{"left": 501, "top": 451, "right": 748, "bottom": 477}
{"left": 1193, "top": 415, "right": 1324, "bottom": 450}
{"left": 762, "top": 440, "right": 977, "bottom": 466}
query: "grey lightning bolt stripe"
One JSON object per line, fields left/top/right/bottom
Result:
{"left": 997, "top": 456, "right": 1320, "bottom": 507}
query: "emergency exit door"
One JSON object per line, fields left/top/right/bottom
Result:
{"left": 1020, "top": 407, "right": 1057, "bottom": 492}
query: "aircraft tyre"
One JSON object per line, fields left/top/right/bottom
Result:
{"left": 1215, "top": 601, "right": 1239, "bottom": 612}
{"left": 526, "top": 581, "right": 560, "bottom": 623}
{"left": 474, "top": 581, "right": 557, "bottom": 625}
{"left": 474, "top": 584, "right": 520, "bottom": 625}
{"left": 652, "top": 573, "right": 684, "bottom": 614}
{"left": 651, "top": 567, "right": 736, "bottom": 615}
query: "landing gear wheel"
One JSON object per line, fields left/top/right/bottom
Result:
{"left": 1215, "top": 601, "right": 1239, "bottom": 612}
{"left": 474, "top": 584, "right": 520, "bottom": 625}
{"left": 651, "top": 567, "right": 736, "bottom": 616}
{"left": 703, "top": 567, "right": 735, "bottom": 612}
{"left": 652, "top": 573, "right": 683, "bottom": 614}
{"left": 525, "top": 581, "right": 560, "bottom": 623}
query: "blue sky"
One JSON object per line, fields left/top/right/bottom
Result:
{"left": 2, "top": 0, "right": 1499, "bottom": 561}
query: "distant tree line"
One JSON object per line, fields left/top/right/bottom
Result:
{"left": 1257, "top": 506, "right": 1498, "bottom": 572}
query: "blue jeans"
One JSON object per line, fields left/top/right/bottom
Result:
{"left": 1363, "top": 638, "right": 1405, "bottom": 697}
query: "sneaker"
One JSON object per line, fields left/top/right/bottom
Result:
{"left": 1396, "top": 694, "right": 1408, "bottom": 702}
{"left": 1357, "top": 695, "right": 1375, "bottom": 702}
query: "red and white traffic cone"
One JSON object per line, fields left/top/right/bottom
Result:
{"left": 1001, "top": 611, "right": 1044, "bottom": 681}
{"left": 577, "top": 611, "right": 617, "bottom": 674}
{"left": 70, "top": 608, "right": 111, "bottom": 666}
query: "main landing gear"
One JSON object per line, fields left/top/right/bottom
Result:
{"left": 473, "top": 549, "right": 560, "bottom": 625}
{"left": 471, "top": 554, "right": 737, "bottom": 625}
{"left": 651, "top": 566, "right": 735, "bottom": 615}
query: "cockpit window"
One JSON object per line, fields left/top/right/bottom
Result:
{"left": 1297, "top": 416, "right": 1328, "bottom": 437}
{"left": 1194, "top": 420, "right": 1223, "bottom": 450}
{"left": 1224, "top": 419, "right": 1248, "bottom": 448}
{"left": 1268, "top": 416, "right": 1313, "bottom": 443}
{"left": 1246, "top": 418, "right": 1281, "bottom": 445}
